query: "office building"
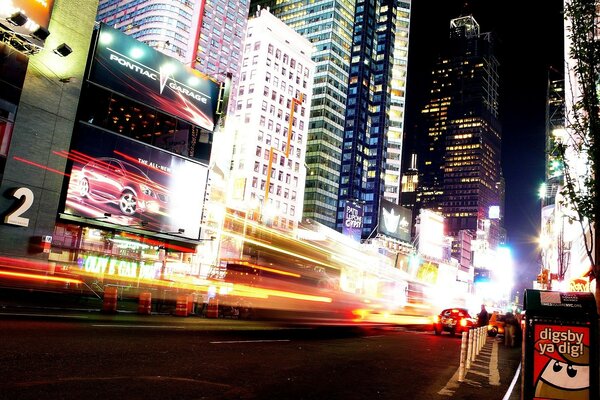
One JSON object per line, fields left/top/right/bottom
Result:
{"left": 336, "top": 0, "right": 411, "bottom": 239}
{"left": 415, "top": 15, "right": 503, "bottom": 252}
{"left": 224, "top": 7, "right": 314, "bottom": 229}
{"left": 250, "top": 0, "right": 355, "bottom": 228}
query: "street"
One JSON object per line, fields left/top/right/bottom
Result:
{"left": 0, "top": 312, "right": 521, "bottom": 399}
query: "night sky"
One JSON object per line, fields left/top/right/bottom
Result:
{"left": 405, "top": 1, "right": 565, "bottom": 296}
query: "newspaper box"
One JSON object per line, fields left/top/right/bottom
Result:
{"left": 521, "top": 289, "right": 598, "bottom": 400}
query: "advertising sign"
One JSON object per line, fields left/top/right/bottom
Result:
{"left": 532, "top": 323, "right": 590, "bottom": 399}
{"left": 63, "top": 124, "right": 209, "bottom": 240}
{"left": 342, "top": 201, "right": 363, "bottom": 241}
{"left": 378, "top": 199, "right": 412, "bottom": 242}
{"left": 89, "top": 23, "right": 221, "bottom": 131}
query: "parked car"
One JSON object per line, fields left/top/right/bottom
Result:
{"left": 487, "top": 311, "right": 506, "bottom": 337}
{"left": 78, "top": 157, "right": 168, "bottom": 216}
{"left": 433, "top": 307, "right": 477, "bottom": 336}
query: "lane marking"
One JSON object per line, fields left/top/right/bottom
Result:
{"left": 438, "top": 367, "right": 460, "bottom": 396}
{"left": 502, "top": 362, "right": 521, "bottom": 400}
{"left": 210, "top": 339, "right": 290, "bottom": 344}
{"left": 92, "top": 324, "right": 186, "bottom": 329}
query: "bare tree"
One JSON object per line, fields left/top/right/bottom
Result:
{"left": 560, "top": 0, "right": 600, "bottom": 312}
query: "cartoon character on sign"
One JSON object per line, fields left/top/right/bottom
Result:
{"left": 533, "top": 325, "right": 590, "bottom": 400}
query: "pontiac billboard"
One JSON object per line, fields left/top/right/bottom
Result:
{"left": 89, "top": 23, "right": 221, "bottom": 131}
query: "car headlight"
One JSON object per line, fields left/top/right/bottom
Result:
{"left": 140, "top": 183, "right": 156, "bottom": 198}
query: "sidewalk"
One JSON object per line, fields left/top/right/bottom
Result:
{"left": 448, "top": 335, "right": 522, "bottom": 400}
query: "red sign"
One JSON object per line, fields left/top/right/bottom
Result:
{"left": 532, "top": 324, "right": 591, "bottom": 399}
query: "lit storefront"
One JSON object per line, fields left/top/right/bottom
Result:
{"left": 44, "top": 23, "right": 224, "bottom": 294}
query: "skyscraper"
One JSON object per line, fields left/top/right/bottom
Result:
{"left": 250, "top": 0, "right": 355, "bottom": 228}
{"left": 250, "top": 1, "right": 411, "bottom": 239}
{"left": 336, "top": 0, "right": 411, "bottom": 238}
{"left": 415, "top": 15, "right": 503, "bottom": 251}
{"left": 223, "top": 7, "right": 314, "bottom": 230}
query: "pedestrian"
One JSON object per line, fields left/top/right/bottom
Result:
{"left": 477, "top": 304, "right": 489, "bottom": 327}
{"left": 504, "top": 311, "right": 517, "bottom": 347}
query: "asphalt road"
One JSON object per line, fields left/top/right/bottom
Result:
{"left": 0, "top": 313, "right": 521, "bottom": 400}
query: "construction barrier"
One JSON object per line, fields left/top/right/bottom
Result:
{"left": 102, "top": 286, "right": 118, "bottom": 313}
{"left": 206, "top": 298, "right": 219, "bottom": 318}
{"left": 174, "top": 295, "right": 189, "bottom": 317}
{"left": 138, "top": 292, "right": 152, "bottom": 315}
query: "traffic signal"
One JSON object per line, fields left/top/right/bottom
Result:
{"left": 541, "top": 269, "right": 549, "bottom": 284}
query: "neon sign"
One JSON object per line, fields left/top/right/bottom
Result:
{"left": 81, "top": 255, "right": 160, "bottom": 280}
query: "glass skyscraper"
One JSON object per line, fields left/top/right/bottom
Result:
{"left": 250, "top": 0, "right": 356, "bottom": 228}
{"left": 415, "top": 15, "right": 504, "bottom": 251}
{"left": 252, "top": 1, "right": 410, "bottom": 237}
{"left": 336, "top": 0, "right": 411, "bottom": 238}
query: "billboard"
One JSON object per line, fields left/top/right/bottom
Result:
{"left": 62, "top": 124, "right": 209, "bottom": 240}
{"left": 89, "top": 23, "right": 221, "bottom": 131}
{"left": 378, "top": 199, "right": 412, "bottom": 242}
{"left": 342, "top": 201, "right": 363, "bottom": 242}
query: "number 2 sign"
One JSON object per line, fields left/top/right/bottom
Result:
{"left": 4, "top": 187, "right": 34, "bottom": 227}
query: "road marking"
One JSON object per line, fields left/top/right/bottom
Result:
{"left": 92, "top": 324, "right": 186, "bottom": 329}
{"left": 438, "top": 367, "right": 460, "bottom": 396}
{"left": 210, "top": 339, "right": 290, "bottom": 344}
{"left": 502, "top": 362, "right": 521, "bottom": 400}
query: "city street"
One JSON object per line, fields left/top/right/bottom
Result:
{"left": 0, "top": 312, "right": 521, "bottom": 400}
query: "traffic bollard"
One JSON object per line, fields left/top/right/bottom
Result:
{"left": 459, "top": 331, "right": 468, "bottom": 382}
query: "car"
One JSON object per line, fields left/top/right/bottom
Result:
{"left": 77, "top": 157, "right": 169, "bottom": 216}
{"left": 487, "top": 311, "right": 506, "bottom": 337}
{"left": 433, "top": 307, "right": 477, "bottom": 336}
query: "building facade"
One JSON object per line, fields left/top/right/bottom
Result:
{"left": 250, "top": 0, "right": 355, "bottom": 228}
{"left": 335, "top": 0, "right": 411, "bottom": 239}
{"left": 223, "top": 8, "right": 314, "bottom": 230}
{"left": 414, "top": 15, "right": 504, "bottom": 254}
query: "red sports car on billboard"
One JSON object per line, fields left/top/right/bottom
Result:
{"left": 77, "top": 157, "right": 169, "bottom": 217}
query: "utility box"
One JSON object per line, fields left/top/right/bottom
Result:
{"left": 521, "top": 289, "right": 598, "bottom": 400}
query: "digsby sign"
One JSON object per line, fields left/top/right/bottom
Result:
{"left": 89, "top": 23, "right": 221, "bottom": 131}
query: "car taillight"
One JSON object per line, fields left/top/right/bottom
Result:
{"left": 433, "top": 315, "right": 439, "bottom": 323}
{"left": 460, "top": 318, "right": 468, "bottom": 327}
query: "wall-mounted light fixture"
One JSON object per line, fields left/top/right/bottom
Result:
{"left": 32, "top": 26, "right": 50, "bottom": 41}
{"left": 7, "top": 11, "right": 28, "bottom": 26}
{"left": 53, "top": 43, "right": 72, "bottom": 57}
{"left": 163, "top": 228, "right": 185, "bottom": 235}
